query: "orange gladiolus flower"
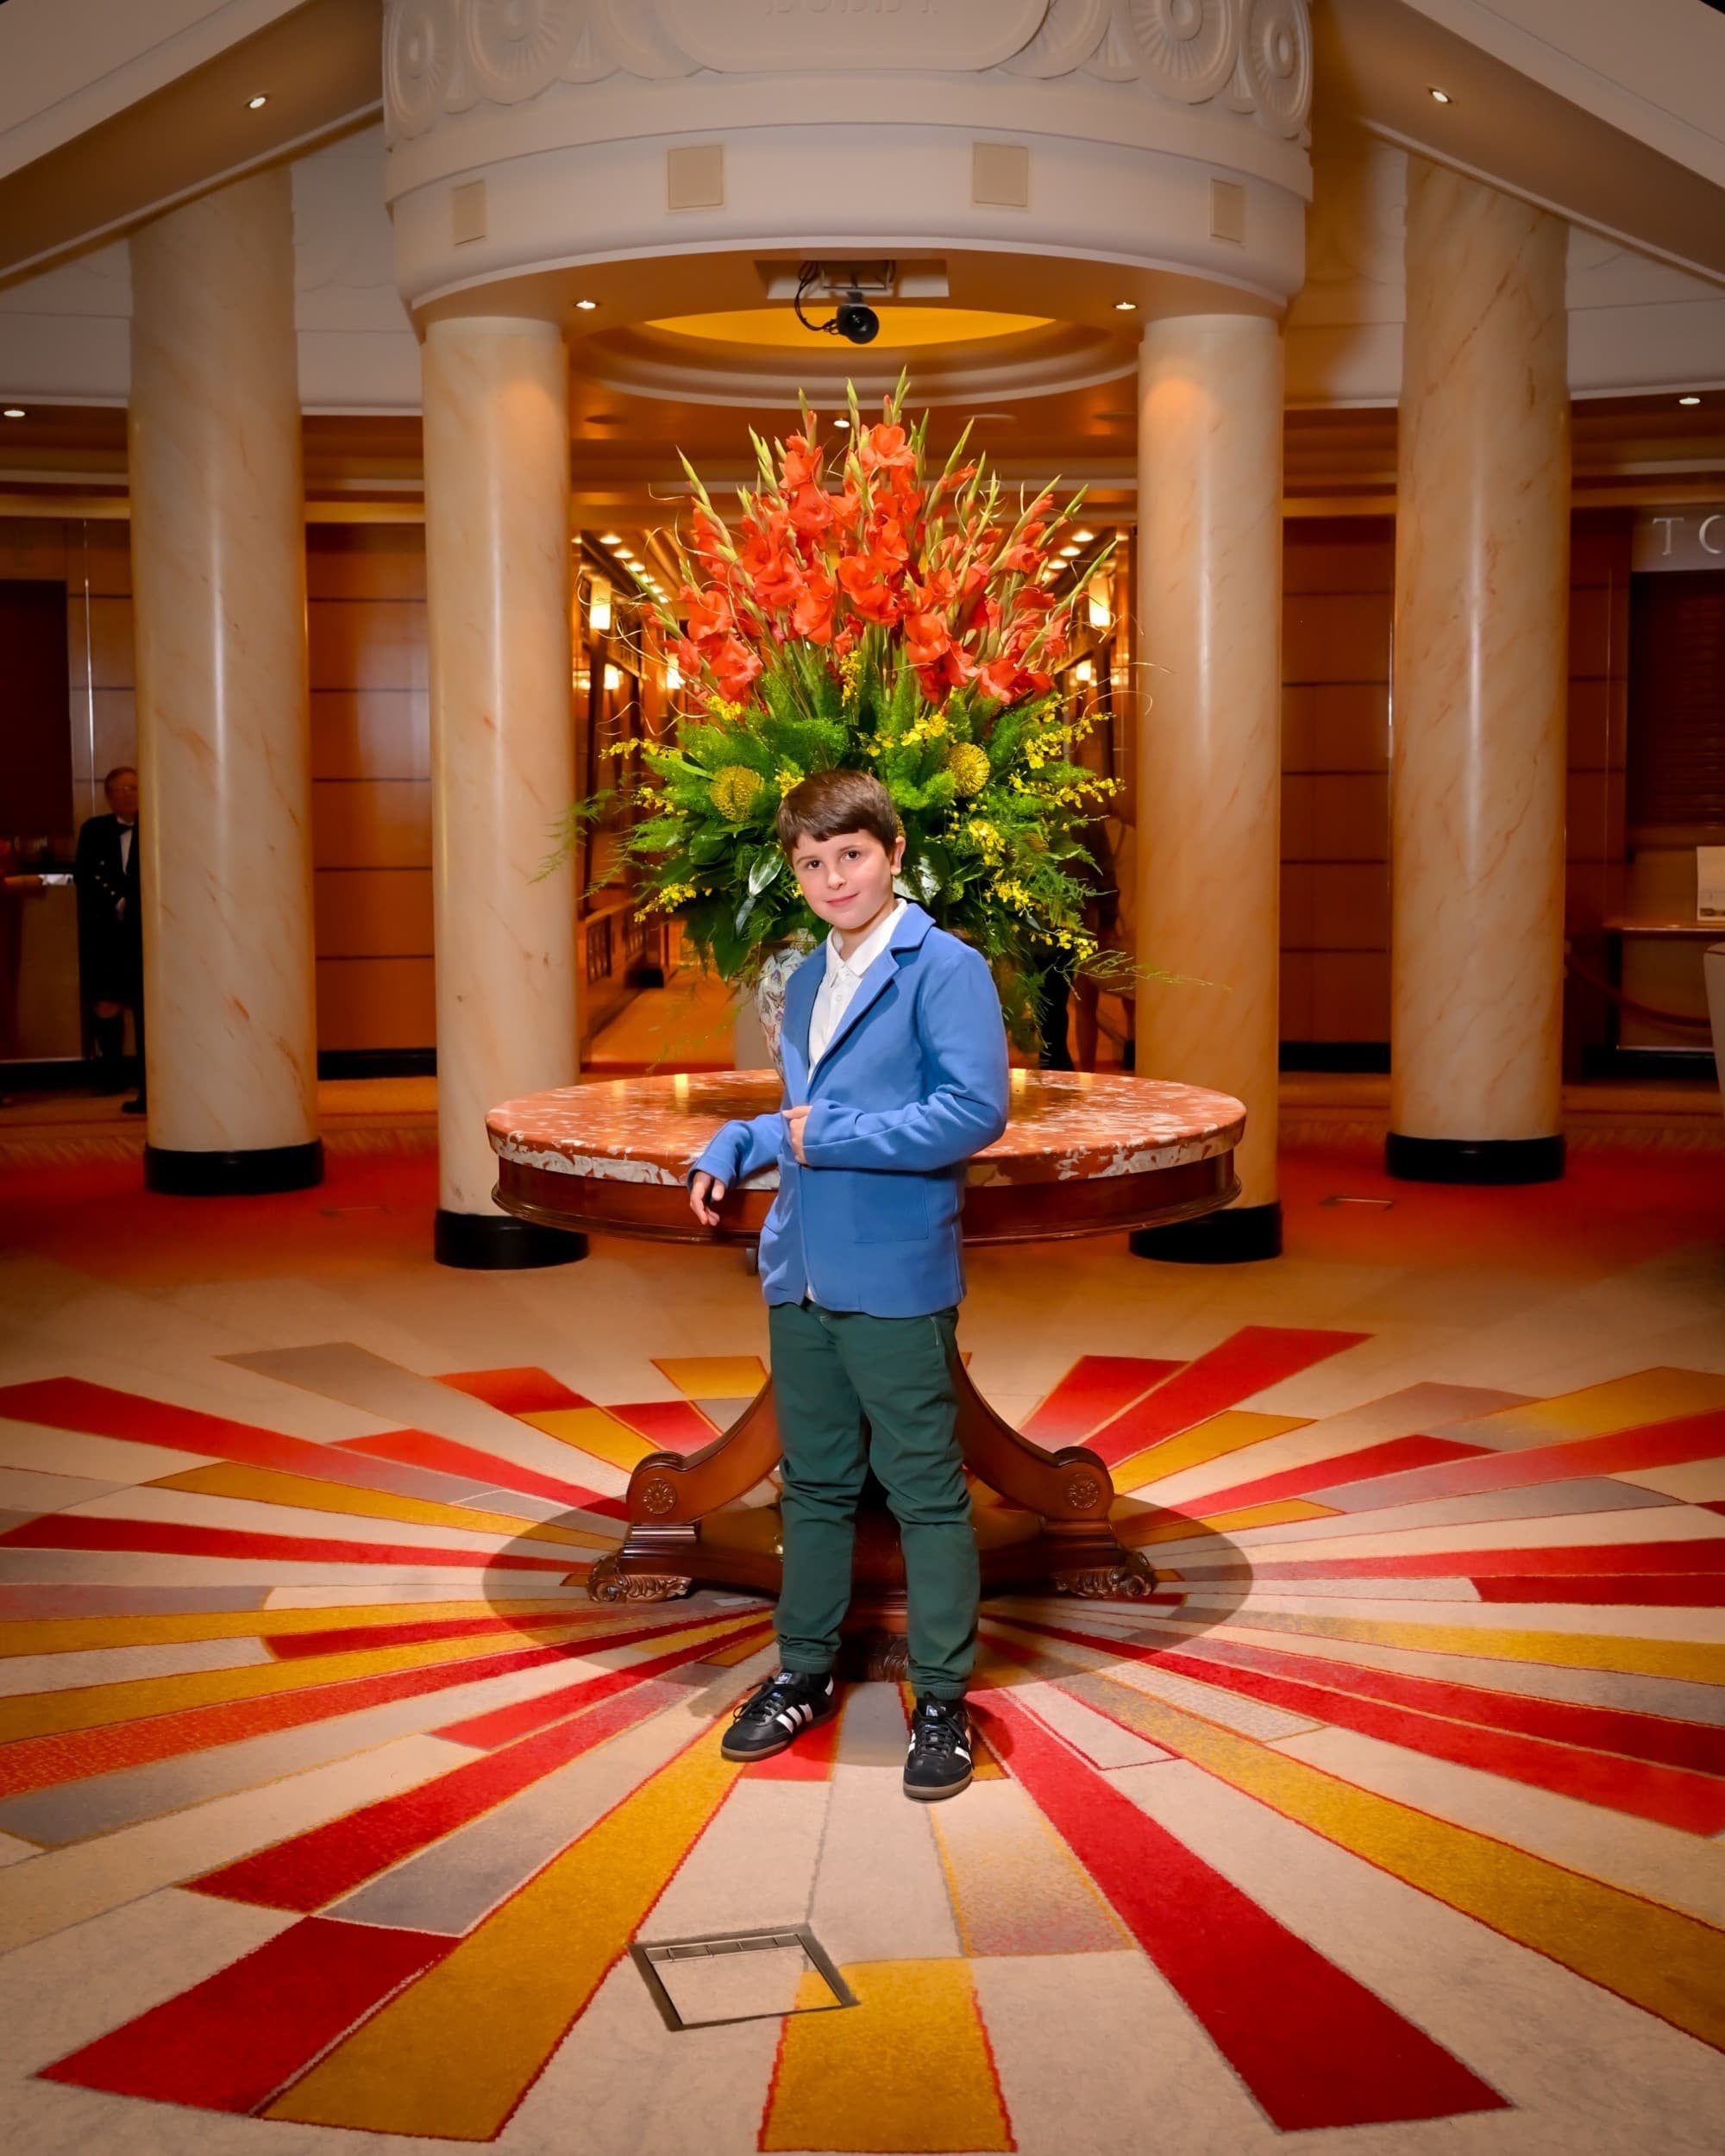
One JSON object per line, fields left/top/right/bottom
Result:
{"left": 903, "top": 610, "right": 952, "bottom": 667}
{"left": 859, "top": 422, "right": 913, "bottom": 473}
{"left": 781, "top": 434, "right": 823, "bottom": 491}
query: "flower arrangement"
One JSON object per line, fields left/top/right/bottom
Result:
{"left": 586, "top": 379, "right": 1129, "bottom": 1048}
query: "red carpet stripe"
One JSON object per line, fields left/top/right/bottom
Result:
{"left": 0, "top": 1514, "right": 576, "bottom": 1574}
{"left": 191, "top": 1633, "right": 756, "bottom": 1912}
{"left": 436, "top": 1367, "right": 591, "bottom": 1413}
{"left": 1127, "top": 1646, "right": 1725, "bottom": 1834}
{"left": 604, "top": 1400, "right": 720, "bottom": 1456}
{"left": 0, "top": 1377, "right": 474, "bottom": 1506}
{"left": 1187, "top": 1435, "right": 1488, "bottom": 1517}
{"left": 1105, "top": 1626, "right": 1725, "bottom": 1777}
{"left": 1475, "top": 1574, "right": 1725, "bottom": 1607}
{"left": 986, "top": 1688, "right": 1508, "bottom": 2132}
{"left": 0, "top": 1636, "right": 618, "bottom": 1800}
{"left": 1232, "top": 1539, "right": 1725, "bottom": 1583}
{"left": 1087, "top": 1327, "right": 1371, "bottom": 1467}
{"left": 266, "top": 1607, "right": 710, "bottom": 1664}
{"left": 40, "top": 1917, "right": 454, "bottom": 2112}
{"left": 436, "top": 1620, "right": 772, "bottom": 1748}
{"left": 1310, "top": 1407, "right": 1725, "bottom": 1511}
{"left": 332, "top": 1428, "right": 628, "bottom": 1520}
{"left": 1020, "top": 1356, "right": 1182, "bottom": 1445}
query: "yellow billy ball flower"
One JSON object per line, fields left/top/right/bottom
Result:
{"left": 711, "top": 765, "right": 766, "bottom": 822}
{"left": 944, "top": 742, "right": 990, "bottom": 798}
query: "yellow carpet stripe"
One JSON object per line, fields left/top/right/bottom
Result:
{"left": 0, "top": 1597, "right": 622, "bottom": 1659}
{"left": 1214, "top": 1609, "right": 1725, "bottom": 1686}
{"left": 1453, "top": 1367, "right": 1725, "bottom": 1444}
{"left": 995, "top": 1631, "right": 1725, "bottom": 2052}
{"left": 1128, "top": 1498, "right": 1339, "bottom": 1545}
{"left": 266, "top": 1715, "right": 749, "bottom": 2140}
{"left": 515, "top": 1406, "right": 656, "bottom": 1475}
{"left": 148, "top": 1463, "right": 612, "bottom": 1550}
{"left": 0, "top": 1613, "right": 744, "bottom": 1743}
{"left": 762, "top": 1961, "right": 1013, "bottom": 2153}
{"left": 1110, "top": 1410, "right": 1309, "bottom": 1494}
{"left": 652, "top": 1354, "right": 768, "bottom": 1400}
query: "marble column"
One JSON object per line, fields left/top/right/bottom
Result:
{"left": 1132, "top": 315, "right": 1283, "bottom": 1262}
{"left": 129, "top": 168, "right": 321, "bottom": 1194}
{"left": 1389, "top": 160, "right": 1569, "bottom": 1184}
{"left": 423, "top": 314, "right": 583, "bottom": 1268}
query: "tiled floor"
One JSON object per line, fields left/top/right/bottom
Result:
{"left": 0, "top": 1126, "right": 1722, "bottom": 2153}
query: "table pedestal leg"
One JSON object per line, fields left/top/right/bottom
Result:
{"left": 587, "top": 1360, "right": 1156, "bottom": 1615}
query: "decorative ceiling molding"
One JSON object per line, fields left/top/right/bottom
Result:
{"left": 382, "top": 0, "right": 1312, "bottom": 146}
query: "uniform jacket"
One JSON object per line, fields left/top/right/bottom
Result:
{"left": 690, "top": 904, "right": 1010, "bottom": 1317}
{"left": 73, "top": 812, "right": 141, "bottom": 1001}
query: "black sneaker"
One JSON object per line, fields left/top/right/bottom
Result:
{"left": 903, "top": 1695, "right": 973, "bottom": 1801}
{"left": 720, "top": 1670, "right": 837, "bottom": 1762}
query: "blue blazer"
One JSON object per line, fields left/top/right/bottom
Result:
{"left": 690, "top": 904, "right": 1010, "bottom": 1317}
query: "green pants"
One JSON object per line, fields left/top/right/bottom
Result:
{"left": 768, "top": 1300, "right": 978, "bottom": 1699}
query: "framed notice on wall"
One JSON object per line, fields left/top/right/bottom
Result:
{"left": 1700, "top": 848, "right": 1725, "bottom": 921}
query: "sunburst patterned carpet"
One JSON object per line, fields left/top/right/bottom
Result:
{"left": 1, "top": 1137, "right": 1722, "bottom": 2153}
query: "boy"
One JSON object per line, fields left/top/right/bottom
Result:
{"left": 688, "top": 768, "right": 1010, "bottom": 1799}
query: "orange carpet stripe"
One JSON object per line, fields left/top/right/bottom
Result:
{"left": 1129, "top": 1498, "right": 1339, "bottom": 1545}
{"left": 1207, "top": 1609, "right": 1725, "bottom": 1686}
{"left": 761, "top": 1961, "right": 1013, "bottom": 2153}
{"left": 264, "top": 1710, "right": 750, "bottom": 2140}
{"left": 0, "top": 1596, "right": 586, "bottom": 1659}
{"left": 513, "top": 1406, "right": 656, "bottom": 1476}
{"left": 1109, "top": 1410, "right": 1311, "bottom": 1494}
{"left": 1455, "top": 1368, "right": 1725, "bottom": 1444}
{"left": 148, "top": 1463, "right": 612, "bottom": 1550}
{"left": 651, "top": 1355, "right": 768, "bottom": 1401}
{"left": 993, "top": 1636, "right": 1725, "bottom": 2053}
{"left": 0, "top": 1614, "right": 622, "bottom": 1744}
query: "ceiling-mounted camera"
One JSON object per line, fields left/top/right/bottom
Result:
{"left": 794, "top": 261, "right": 894, "bottom": 345}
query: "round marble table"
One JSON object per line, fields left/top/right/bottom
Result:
{"left": 486, "top": 1069, "right": 1245, "bottom": 1654}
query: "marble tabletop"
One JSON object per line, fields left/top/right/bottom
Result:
{"left": 486, "top": 1069, "right": 1245, "bottom": 1190}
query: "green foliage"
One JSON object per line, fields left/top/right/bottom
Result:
{"left": 580, "top": 642, "right": 1124, "bottom": 1050}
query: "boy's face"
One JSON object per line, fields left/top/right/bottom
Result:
{"left": 790, "top": 827, "right": 906, "bottom": 934}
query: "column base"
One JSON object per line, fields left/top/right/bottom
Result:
{"left": 1385, "top": 1132, "right": 1565, "bottom": 1185}
{"left": 1131, "top": 1201, "right": 1283, "bottom": 1265}
{"left": 143, "top": 1139, "right": 323, "bottom": 1195}
{"left": 435, "top": 1208, "right": 588, "bottom": 1270}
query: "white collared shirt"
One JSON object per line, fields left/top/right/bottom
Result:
{"left": 807, "top": 899, "right": 906, "bottom": 1066}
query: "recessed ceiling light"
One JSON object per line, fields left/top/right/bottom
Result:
{"left": 574, "top": 298, "right": 599, "bottom": 311}
{"left": 1072, "top": 529, "right": 1095, "bottom": 542}
{"left": 598, "top": 532, "right": 623, "bottom": 545}
{"left": 1113, "top": 300, "right": 1138, "bottom": 312}
{"left": 1428, "top": 86, "right": 1451, "bottom": 103}
{"left": 1678, "top": 393, "right": 1702, "bottom": 405}
{"left": 2, "top": 407, "right": 24, "bottom": 419}
{"left": 832, "top": 417, "right": 850, "bottom": 429}
{"left": 247, "top": 94, "right": 268, "bottom": 110}
{"left": 1058, "top": 544, "right": 1082, "bottom": 559}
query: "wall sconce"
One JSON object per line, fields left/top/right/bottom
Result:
{"left": 1075, "top": 659, "right": 1095, "bottom": 686}
{"left": 665, "top": 660, "right": 683, "bottom": 692}
{"left": 604, "top": 664, "right": 623, "bottom": 694}
{"left": 1087, "top": 575, "right": 1112, "bottom": 631}
{"left": 589, "top": 574, "right": 612, "bottom": 634}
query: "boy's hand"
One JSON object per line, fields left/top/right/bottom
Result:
{"left": 689, "top": 1170, "right": 725, "bottom": 1226}
{"left": 785, "top": 1105, "right": 811, "bottom": 1164}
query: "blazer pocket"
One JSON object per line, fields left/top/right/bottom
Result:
{"left": 848, "top": 1169, "right": 931, "bottom": 1244}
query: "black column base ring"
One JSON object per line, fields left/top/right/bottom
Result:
{"left": 144, "top": 1139, "right": 324, "bottom": 1195}
{"left": 1385, "top": 1132, "right": 1565, "bottom": 1185}
{"left": 435, "top": 1208, "right": 588, "bottom": 1270}
{"left": 1131, "top": 1200, "right": 1283, "bottom": 1265}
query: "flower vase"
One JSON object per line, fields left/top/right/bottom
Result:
{"left": 750, "top": 936, "right": 814, "bottom": 1077}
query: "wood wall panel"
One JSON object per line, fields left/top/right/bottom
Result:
{"left": 310, "top": 689, "right": 430, "bottom": 780}
{"left": 314, "top": 868, "right": 435, "bottom": 958}
{"left": 308, "top": 599, "right": 428, "bottom": 693}
{"left": 304, "top": 525, "right": 427, "bottom": 601}
{"left": 310, "top": 779, "right": 430, "bottom": 868}
{"left": 316, "top": 956, "right": 436, "bottom": 1051}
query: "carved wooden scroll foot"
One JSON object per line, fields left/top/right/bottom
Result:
{"left": 1053, "top": 1548, "right": 1158, "bottom": 1600}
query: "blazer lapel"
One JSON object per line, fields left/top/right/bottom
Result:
{"left": 781, "top": 955, "right": 821, "bottom": 1102}
{"left": 808, "top": 905, "right": 935, "bottom": 1084}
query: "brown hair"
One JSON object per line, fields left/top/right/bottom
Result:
{"left": 777, "top": 768, "right": 900, "bottom": 855}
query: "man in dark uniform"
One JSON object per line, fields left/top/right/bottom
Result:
{"left": 74, "top": 765, "right": 145, "bottom": 1112}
